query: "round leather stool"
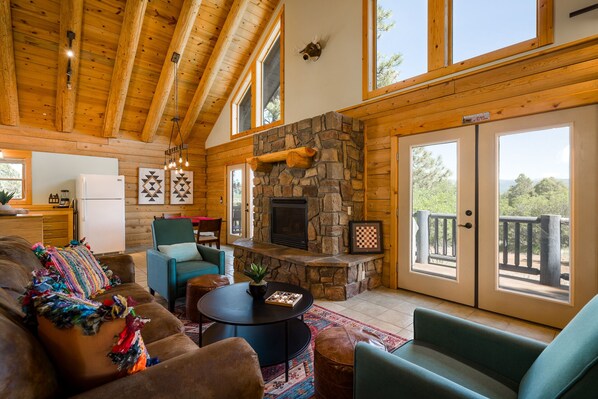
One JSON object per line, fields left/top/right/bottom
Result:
{"left": 314, "top": 326, "right": 386, "bottom": 399}
{"left": 186, "top": 274, "right": 230, "bottom": 322}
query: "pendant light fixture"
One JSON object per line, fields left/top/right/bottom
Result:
{"left": 164, "top": 52, "right": 189, "bottom": 173}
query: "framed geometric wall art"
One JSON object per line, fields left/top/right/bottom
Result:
{"left": 171, "top": 170, "right": 193, "bottom": 204}
{"left": 138, "top": 168, "right": 165, "bottom": 204}
{"left": 349, "top": 221, "right": 384, "bottom": 254}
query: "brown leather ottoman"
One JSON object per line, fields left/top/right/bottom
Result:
{"left": 314, "top": 326, "right": 387, "bottom": 399}
{"left": 186, "top": 274, "right": 230, "bottom": 322}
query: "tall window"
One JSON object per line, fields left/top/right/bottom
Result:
{"left": 231, "top": 8, "right": 284, "bottom": 138}
{"left": 0, "top": 150, "right": 31, "bottom": 204}
{"left": 365, "top": 0, "right": 553, "bottom": 98}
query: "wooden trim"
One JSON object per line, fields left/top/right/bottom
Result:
{"left": 364, "top": 0, "right": 555, "bottom": 100}
{"left": 428, "top": 0, "right": 446, "bottom": 71}
{"left": 228, "top": 6, "right": 284, "bottom": 141}
{"left": 102, "top": 0, "right": 149, "bottom": 138}
{"left": 55, "top": 0, "right": 84, "bottom": 133}
{"left": 342, "top": 35, "right": 598, "bottom": 120}
{"left": 140, "top": 0, "right": 202, "bottom": 143}
{"left": 0, "top": 0, "right": 19, "bottom": 126}
{"left": 0, "top": 149, "right": 32, "bottom": 205}
{"left": 180, "top": 0, "right": 252, "bottom": 141}
{"left": 538, "top": 0, "right": 554, "bottom": 46}
{"left": 362, "top": 0, "right": 372, "bottom": 98}
{"left": 389, "top": 136, "right": 398, "bottom": 289}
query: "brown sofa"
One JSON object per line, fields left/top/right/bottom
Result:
{"left": 0, "top": 236, "right": 265, "bottom": 398}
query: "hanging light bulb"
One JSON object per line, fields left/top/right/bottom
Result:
{"left": 163, "top": 161, "right": 167, "bottom": 170}
{"left": 179, "top": 154, "right": 183, "bottom": 164}
{"left": 185, "top": 159, "right": 189, "bottom": 167}
{"left": 163, "top": 51, "right": 189, "bottom": 176}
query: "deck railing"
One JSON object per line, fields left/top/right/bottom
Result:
{"left": 413, "top": 210, "right": 569, "bottom": 287}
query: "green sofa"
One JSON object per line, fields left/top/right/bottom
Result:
{"left": 355, "top": 296, "right": 598, "bottom": 398}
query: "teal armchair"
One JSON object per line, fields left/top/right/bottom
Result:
{"left": 355, "top": 295, "right": 598, "bottom": 399}
{"left": 147, "top": 218, "right": 225, "bottom": 311}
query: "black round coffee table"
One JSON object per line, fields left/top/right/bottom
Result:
{"left": 197, "top": 281, "right": 314, "bottom": 381}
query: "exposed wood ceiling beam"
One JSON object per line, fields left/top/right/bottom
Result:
{"left": 180, "top": 0, "right": 251, "bottom": 141}
{"left": 140, "top": 0, "right": 202, "bottom": 143}
{"left": 102, "top": 0, "right": 149, "bottom": 138}
{"left": 0, "top": 0, "right": 19, "bottom": 126}
{"left": 55, "top": 0, "right": 84, "bottom": 132}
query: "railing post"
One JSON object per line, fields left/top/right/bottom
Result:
{"left": 414, "top": 210, "right": 430, "bottom": 264}
{"left": 540, "top": 214, "right": 561, "bottom": 287}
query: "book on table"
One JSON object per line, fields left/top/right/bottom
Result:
{"left": 265, "top": 291, "right": 303, "bottom": 307}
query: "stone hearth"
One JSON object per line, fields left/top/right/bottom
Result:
{"left": 233, "top": 239, "right": 383, "bottom": 300}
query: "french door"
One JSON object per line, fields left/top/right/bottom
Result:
{"left": 226, "top": 163, "right": 254, "bottom": 244}
{"left": 397, "top": 106, "right": 598, "bottom": 327}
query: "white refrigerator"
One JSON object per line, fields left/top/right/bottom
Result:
{"left": 76, "top": 174, "right": 125, "bottom": 254}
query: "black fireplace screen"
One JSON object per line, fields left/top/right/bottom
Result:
{"left": 271, "top": 198, "right": 308, "bottom": 250}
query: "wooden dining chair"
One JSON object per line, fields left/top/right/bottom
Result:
{"left": 162, "top": 212, "right": 182, "bottom": 219}
{"left": 196, "top": 218, "right": 222, "bottom": 249}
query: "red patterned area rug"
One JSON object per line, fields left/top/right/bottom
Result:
{"left": 174, "top": 303, "right": 407, "bottom": 399}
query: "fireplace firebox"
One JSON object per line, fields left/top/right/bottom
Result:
{"left": 270, "top": 198, "right": 308, "bottom": 250}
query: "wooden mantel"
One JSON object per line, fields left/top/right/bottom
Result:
{"left": 247, "top": 147, "right": 317, "bottom": 172}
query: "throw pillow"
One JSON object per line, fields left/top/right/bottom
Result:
{"left": 158, "top": 242, "right": 203, "bottom": 262}
{"left": 34, "top": 243, "right": 111, "bottom": 298}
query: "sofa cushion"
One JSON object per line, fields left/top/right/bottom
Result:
{"left": 0, "top": 258, "right": 31, "bottom": 294}
{"left": 134, "top": 302, "right": 184, "bottom": 344}
{"left": 393, "top": 341, "right": 517, "bottom": 399}
{"left": 175, "top": 261, "right": 220, "bottom": 285}
{"left": 0, "top": 310, "right": 59, "bottom": 399}
{"left": 158, "top": 242, "right": 202, "bottom": 262}
{"left": 0, "top": 236, "right": 43, "bottom": 272}
{"left": 145, "top": 332, "right": 198, "bottom": 362}
{"left": 93, "top": 283, "right": 155, "bottom": 305}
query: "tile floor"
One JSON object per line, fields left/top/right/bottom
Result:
{"left": 129, "top": 245, "right": 559, "bottom": 343}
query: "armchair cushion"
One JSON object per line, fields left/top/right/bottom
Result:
{"left": 393, "top": 341, "right": 517, "bottom": 398}
{"left": 158, "top": 242, "right": 202, "bottom": 262}
{"left": 175, "top": 261, "right": 220, "bottom": 286}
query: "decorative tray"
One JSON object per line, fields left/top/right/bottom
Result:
{"left": 265, "top": 291, "right": 303, "bottom": 307}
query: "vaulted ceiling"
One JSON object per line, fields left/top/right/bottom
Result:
{"left": 0, "top": 0, "right": 279, "bottom": 145}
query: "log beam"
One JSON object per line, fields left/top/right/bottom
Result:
{"left": 0, "top": 0, "right": 19, "bottom": 126}
{"left": 55, "top": 0, "right": 84, "bottom": 132}
{"left": 180, "top": 0, "right": 251, "bottom": 140}
{"left": 102, "top": 0, "right": 149, "bottom": 138}
{"left": 140, "top": 0, "right": 202, "bottom": 143}
{"left": 247, "top": 147, "right": 317, "bottom": 171}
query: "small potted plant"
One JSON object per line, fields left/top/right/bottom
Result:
{"left": 244, "top": 263, "right": 269, "bottom": 300}
{"left": 0, "top": 190, "right": 15, "bottom": 211}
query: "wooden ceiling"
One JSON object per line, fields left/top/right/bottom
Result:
{"left": 0, "top": 0, "right": 279, "bottom": 145}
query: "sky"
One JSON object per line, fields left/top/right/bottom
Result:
{"left": 420, "top": 126, "right": 571, "bottom": 181}
{"left": 377, "top": 0, "right": 537, "bottom": 81}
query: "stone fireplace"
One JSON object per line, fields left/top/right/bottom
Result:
{"left": 252, "top": 111, "right": 365, "bottom": 255}
{"left": 233, "top": 111, "right": 383, "bottom": 300}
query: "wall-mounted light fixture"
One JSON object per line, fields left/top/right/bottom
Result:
{"left": 66, "top": 30, "right": 75, "bottom": 90}
{"left": 299, "top": 40, "right": 322, "bottom": 61}
{"left": 164, "top": 52, "right": 189, "bottom": 173}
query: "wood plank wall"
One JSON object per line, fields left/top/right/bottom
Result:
{"left": 205, "top": 136, "right": 253, "bottom": 241}
{"left": 0, "top": 126, "right": 207, "bottom": 250}
{"left": 341, "top": 36, "right": 598, "bottom": 287}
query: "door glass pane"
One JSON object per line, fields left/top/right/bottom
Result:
{"left": 376, "top": 0, "right": 427, "bottom": 88}
{"left": 238, "top": 85, "right": 252, "bottom": 133}
{"left": 248, "top": 168, "right": 254, "bottom": 238}
{"left": 498, "top": 127, "right": 570, "bottom": 302}
{"left": 262, "top": 37, "right": 280, "bottom": 125}
{"left": 453, "top": 0, "right": 536, "bottom": 63}
{"left": 230, "top": 169, "right": 243, "bottom": 236}
{"left": 411, "top": 143, "right": 457, "bottom": 279}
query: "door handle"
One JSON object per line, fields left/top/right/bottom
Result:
{"left": 458, "top": 222, "right": 473, "bottom": 229}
